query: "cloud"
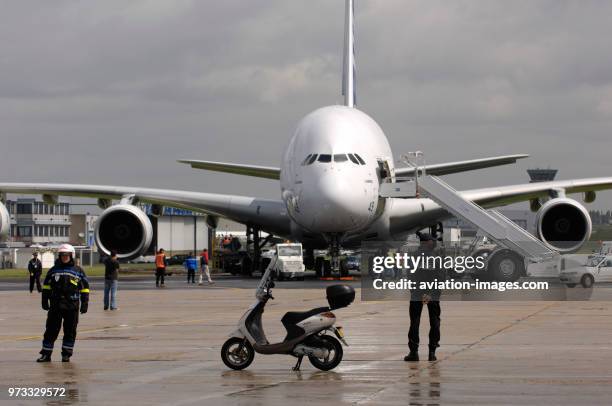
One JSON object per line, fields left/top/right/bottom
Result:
{"left": 1, "top": 0, "right": 612, "bottom": 209}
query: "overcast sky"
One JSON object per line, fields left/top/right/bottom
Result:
{"left": 2, "top": 0, "right": 612, "bottom": 210}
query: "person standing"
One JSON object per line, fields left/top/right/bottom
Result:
{"left": 184, "top": 252, "right": 197, "bottom": 284}
{"left": 155, "top": 248, "right": 168, "bottom": 288}
{"left": 199, "top": 249, "right": 214, "bottom": 285}
{"left": 404, "top": 233, "right": 444, "bottom": 362}
{"left": 103, "top": 251, "right": 120, "bottom": 311}
{"left": 37, "top": 244, "right": 89, "bottom": 362}
{"left": 28, "top": 252, "right": 43, "bottom": 293}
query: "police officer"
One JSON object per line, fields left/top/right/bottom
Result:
{"left": 37, "top": 244, "right": 89, "bottom": 362}
{"left": 28, "top": 252, "right": 43, "bottom": 293}
{"left": 404, "top": 233, "right": 444, "bottom": 362}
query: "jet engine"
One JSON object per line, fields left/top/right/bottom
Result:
{"left": 95, "top": 204, "right": 153, "bottom": 260}
{"left": 535, "top": 198, "right": 592, "bottom": 253}
{"left": 0, "top": 202, "right": 9, "bottom": 240}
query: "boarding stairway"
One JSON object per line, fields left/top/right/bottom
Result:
{"left": 415, "top": 175, "right": 557, "bottom": 262}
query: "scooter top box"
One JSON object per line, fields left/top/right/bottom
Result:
{"left": 326, "top": 285, "right": 355, "bottom": 310}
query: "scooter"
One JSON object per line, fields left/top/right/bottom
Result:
{"left": 221, "top": 256, "right": 355, "bottom": 371}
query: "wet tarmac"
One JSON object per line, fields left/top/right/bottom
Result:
{"left": 1, "top": 280, "right": 612, "bottom": 405}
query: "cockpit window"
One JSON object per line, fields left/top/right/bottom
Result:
{"left": 301, "top": 154, "right": 312, "bottom": 166}
{"left": 318, "top": 154, "right": 332, "bottom": 163}
{"left": 354, "top": 154, "right": 366, "bottom": 165}
{"left": 307, "top": 154, "right": 318, "bottom": 165}
{"left": 333, "top": 154, "right": 348, "bottom": 163}
{"left": 348, "top": 153, "right": 360, "bottom": 165}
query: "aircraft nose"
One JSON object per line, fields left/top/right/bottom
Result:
{"left": 310, "top": 172, "right": 370, "bottom": 232}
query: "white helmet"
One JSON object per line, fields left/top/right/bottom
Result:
{"left": 57, "top": 244, "right": 76, "bottom": 256}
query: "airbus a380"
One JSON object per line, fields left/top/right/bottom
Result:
{"left": 2, "top": 0, "right": 611, "bottom": 278}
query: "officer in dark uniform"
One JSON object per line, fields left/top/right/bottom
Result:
{"left": 405, "top": 233, "right": 444, "bottom": 362}
{"left": 28, "top": 252, "right": 43, "bottom": 293}
{"left": 37, "top": 244, "right": 89, "bottom": 363}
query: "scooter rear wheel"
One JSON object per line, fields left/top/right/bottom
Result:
{"left": 308, "top": 335, "right": 343, "bottom": 371}
{"left": 221, "top": 337, "right": 254, "bottom": 370}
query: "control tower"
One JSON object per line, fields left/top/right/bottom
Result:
{"left": 527, "top": 168, "right": 557, "bottom": 183}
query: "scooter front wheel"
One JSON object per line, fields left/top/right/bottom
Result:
{"left": 308, "top": 335, "right": 343, "bottom": 371}
{"left": 221, "top": 337, "right": 254, "bottom": 370}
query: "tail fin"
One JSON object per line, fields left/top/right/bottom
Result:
{"left": 342, "top": 0, "right": 356, "bottom": 107}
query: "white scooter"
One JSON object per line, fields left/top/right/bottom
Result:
{"left": 221, "top": 257, "right": 355, "bottom": 371}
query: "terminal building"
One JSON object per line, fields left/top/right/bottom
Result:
{"left": 5, "top": 198, "right": 72, "bottom": 245}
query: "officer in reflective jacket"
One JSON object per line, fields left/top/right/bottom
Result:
{"left": 37, "top": 244, "right": 89, "bottom": 363}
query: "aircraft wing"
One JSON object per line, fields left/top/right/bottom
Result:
{"left": 394, "top": 154, "right": 529, "bottom": 177}
{"left": 463, "top": 177, "right": 612, "bottom": 208}
{"left": 177, "top": 154, "right": 527, "bottom": 180}
{"left": 389, "top": 177, "right": 612, "bottom": 233}
{"left": 0, "top": 183, "right": 291, "bottom": 236}
{"left": 177, "top": 160, "right": 280, "bottom": 180}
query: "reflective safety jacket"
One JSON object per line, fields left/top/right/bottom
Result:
{"left": 155, "top": 253, "right": 167, "bottom": 269}
{"left": 42, "top": 261, "right": 90, "bottom": 310}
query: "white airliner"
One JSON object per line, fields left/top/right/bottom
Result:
{"left": 1, "top": 0, "right": 611, "bottom": 278}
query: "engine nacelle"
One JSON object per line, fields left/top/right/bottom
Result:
{"left": 95, "top": 204, "right": 153, "bottom": 260}
{"left": 536, "top": 198, "right": 592, "bottom": 253}
{"left": 0, "top": 202, "right": 9, "bottom": 240}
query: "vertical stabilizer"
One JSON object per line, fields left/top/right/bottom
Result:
{"left": 342, "top": 0, "right": 356, "bottom": 107}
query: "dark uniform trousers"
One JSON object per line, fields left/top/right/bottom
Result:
{"left": 156, "top": 268, "right": 165, "bottom": 286}
{"left": 42, "top": 305, "right": 79, "bottom": 356}
{"left": 408, "top": 300, "right": 441, "bottom": 352}
{"left": 187, "top": 269, "right": 195, "bottom": 283}
{"left": 30, "top": 272, "right": 42, "bottom": 293}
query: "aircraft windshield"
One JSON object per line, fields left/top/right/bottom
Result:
{"left": 301, "top": 154, "right": 312, "bottom": 165}
{"left": 277, "top": 245, "right": 302, "bottom": 256}
{"left": 309, "top": 153, "right": 363, "bottom": 164}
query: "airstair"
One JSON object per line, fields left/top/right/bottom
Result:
{"left": 417, "top": 175, "right": 557, "bottom": 263}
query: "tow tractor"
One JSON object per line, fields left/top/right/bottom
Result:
{"left": 266, "top": 243, "right": 306, "bottom": 281}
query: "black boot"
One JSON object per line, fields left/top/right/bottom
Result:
{"left": 36, "top": 353, "right": 51, "bottom": 362}
{"left": 61, "top": 354, "right": 71, "bottom": 362}
{"left": 428, "top": 351, "right": 437, "bottom": 361}
{"left": 404, "top": 351, "right": 419, "bottom": 362}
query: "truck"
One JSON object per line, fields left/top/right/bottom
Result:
{"left": 267, "top": 243, "right": 305, "bottom": 281}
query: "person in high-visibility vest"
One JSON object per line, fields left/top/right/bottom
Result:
{"left": 37, "top": 244, "right": 89, "bottom": 362}
{"left": 155, "top": 249, "right": 168, "bottom": 288}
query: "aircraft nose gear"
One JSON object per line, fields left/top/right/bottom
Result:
{"left": 330, "top": 234, "right": 341, "bottom": 273}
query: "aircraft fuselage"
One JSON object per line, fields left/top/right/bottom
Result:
{"left": 280, "top": 105, "right": 396, "bottom": 242}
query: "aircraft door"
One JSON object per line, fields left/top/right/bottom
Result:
{"left": 376, "top": 158, "right": 394, "bottom": 184}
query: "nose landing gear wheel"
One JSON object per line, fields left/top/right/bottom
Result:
{"left": 221, "top": 337, "right": 254, "bottom": 370}
{"left": 308, "top": 335, "right": 343, "bottom": 371}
